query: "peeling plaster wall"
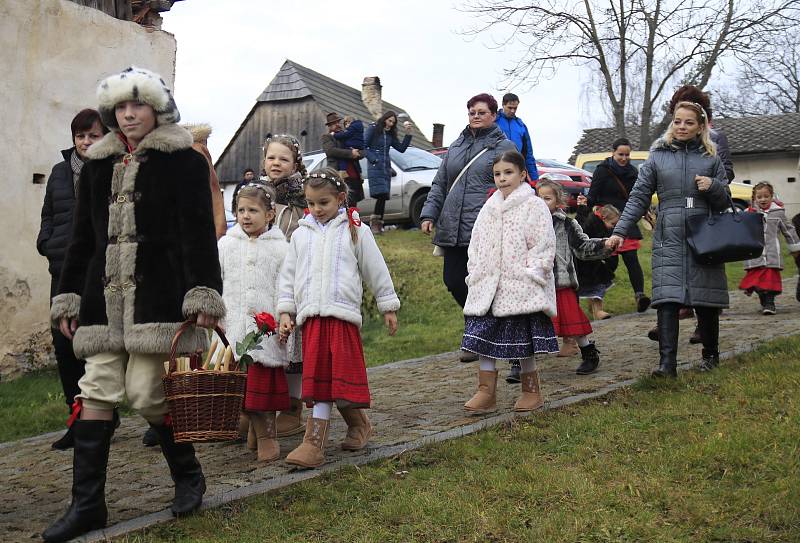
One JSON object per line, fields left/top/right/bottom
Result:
{"left": 0, "top": 0, "right": 177, "bottom": 379}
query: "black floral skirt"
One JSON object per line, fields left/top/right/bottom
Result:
{"left": 462, "top": 311, "right": 558, "bottom": 360}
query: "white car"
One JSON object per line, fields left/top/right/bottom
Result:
{"left": 302, "top": 147, "right": 441, "bottom": 227}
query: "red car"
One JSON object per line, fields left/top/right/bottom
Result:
{"left": 428, "top": 150, "right": 592, "bottom": 209}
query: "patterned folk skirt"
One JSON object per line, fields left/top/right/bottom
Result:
{"left": 462, "top": 311, "right": 558, "bottom": 360}
{"left": 551, "top": 287, "right": 593, "bottom": 338}
{"left": 301, "top": 316, "right": 370, "bottom": 408}
{"left": 244, "top": 365, "right": 291, "bottom": 412}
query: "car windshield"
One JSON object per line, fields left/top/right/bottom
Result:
{"left": 537, "top": 158, "right": 578, "bottom": 169}
{"left": 389, "top": 147, "right": 441, "bottom": 171}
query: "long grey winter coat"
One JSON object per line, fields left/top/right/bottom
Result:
{"left": 420, "top": 124, "right": 516, "bottom": 247}
{"left": 743, "top": 203, "right": 800, "bottom": 270}
{"left": 612, "top": 137, "right": 729, "bottom": 308}
{"left": 552, "top": 210, "right": 609, "bottom": 290}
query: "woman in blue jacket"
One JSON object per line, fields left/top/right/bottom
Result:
{"left": 364, "top": 110, "right": 413, "bottom": 234}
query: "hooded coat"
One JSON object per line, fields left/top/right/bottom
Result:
{"left": 50, "top": 124, "right": 225, "bottom": 359}
{"left": 742, "top": 202, "right": 800, "bottom": 270}
{"left": 612, "top": 137, "right": 729, "bottom": 308}
{"left": 364, "top": 124, "right": 412, "bottom": 196}
{"left": 420, "top": 124, "right": 517, "bottom": 248}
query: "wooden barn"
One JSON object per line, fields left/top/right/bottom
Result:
{"left": 214, "top": 59, "right": 433, "bottom": 184}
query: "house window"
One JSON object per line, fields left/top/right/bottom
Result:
{"left": 788, "top": 177, "right": 796, "bottom": 183}
{"left": 742, "top": 179, "right": 751, "bottom": 185}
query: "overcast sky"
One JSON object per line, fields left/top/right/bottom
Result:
{"left": 162, "top": 0, "right": 598, "bottom": 164}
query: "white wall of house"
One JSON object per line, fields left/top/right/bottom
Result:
{"left": 0, "top": 0, "right": 177, "bottom": 379}
{"left": 733, "top": 152, "right": 800, "bottom": 217}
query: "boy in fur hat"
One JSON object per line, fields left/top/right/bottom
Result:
{"left": 44, "top": 66, "right": 224, "bottom": 543}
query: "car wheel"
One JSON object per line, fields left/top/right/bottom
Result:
{"left": 410, "top": 191, "right": 428, "bottom": 228}
{"left": 732, "top": 200, "right": 747, "bottom": 212}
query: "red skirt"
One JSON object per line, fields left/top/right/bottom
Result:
{"left": 244, "top": 365, "right": 290, "bottom": 412}
{"left": 614, "top": 238, "right": 641, "bottom": 255}
{"left": 301, "top": 316, "right": 370, "bottom": 408}
{"left": 739, "top": 267, "right": 782, "bottom": 294}
{"left": 551, "top": 287, "right": 593, "bottom": 337}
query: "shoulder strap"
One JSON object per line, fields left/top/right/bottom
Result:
{"left": 447, "top": 147, "right": 490, "bottom": 194}
{"left": 607, "top": 169, "right": 629, "bottom": 199}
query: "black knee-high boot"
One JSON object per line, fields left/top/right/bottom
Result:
{"left": 696, "top": 307, "right": 720, "bottom": 371}
{"left": 42, "top": 419, "right": 115, "bottom": 542}
{"left": 150, "top": 423, "right": 206, "bottom": 516}
{"left": 653, "top": 304, "right": 679, "bottom": 378}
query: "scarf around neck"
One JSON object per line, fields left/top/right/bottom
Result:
{"left": 70, "top": 150, "right": 84, "bottom": 195}
{"left": 605, "top": 155, "right": 636, "bottom": 179}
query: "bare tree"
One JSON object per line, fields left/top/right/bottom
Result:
{"left": 460, "top": 0, "right": 800, "bottom": 148}
{"left": 713, "top": 31, "right": 800, "bottom": 117}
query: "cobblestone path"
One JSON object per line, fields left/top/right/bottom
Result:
{"left": 2, "top": 278, "right": 799, "bottom": 542}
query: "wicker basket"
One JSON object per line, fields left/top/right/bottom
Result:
{"left": 162, "top": 321, "right": 246, "bottom": 443}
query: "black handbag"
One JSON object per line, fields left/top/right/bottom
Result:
{"left": 686, "top": 193, "right": 764, "bottom": 265}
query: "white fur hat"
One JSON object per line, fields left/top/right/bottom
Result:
{"left": 96, "top": 66, "right": 180, "bottom": 129}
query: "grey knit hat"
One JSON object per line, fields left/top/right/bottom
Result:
{"left": 96, "top": 66, "right": 180, "bottom": 129}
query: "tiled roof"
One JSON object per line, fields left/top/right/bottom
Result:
{"left": 257, "top": 60, "right": 432, "bottom": 148}
{"left": 569, "top": 112, "right": 800, "bottom": 163}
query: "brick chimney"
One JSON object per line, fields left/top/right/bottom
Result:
{"left": 362, "top": 76, "right": 383, "bottom": 120}
{"left": 432, "top": 123, "right": 445, "bottom": 148}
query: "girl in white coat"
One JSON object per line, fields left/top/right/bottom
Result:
{"left": 462, "top": 151, "right": 558, "bottom": 414}
{"left": 218, "top": 184, "right": 290, "bottom": 462}
{"left": 278, "top": 168, "right": 400, "bottom": 469}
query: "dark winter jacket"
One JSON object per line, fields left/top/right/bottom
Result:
{"left": 364, "top": 124, "right": 412, "bottom": 196}
{"left": 50, "top": 124, "right": 225, "bottom": 359}
{"left": 37, "top": 148, "right": 78, "bottom": 278}
{"left": 576, "top": 206, "right": 618, "bottom": 289}
{"left": 551, "top": 209, "right": 609, "bottom": 290}
{"left": 333, "top": 120, "right": 365, "bottom": 171}
{"left": 587, "top": 158, "right": 642, "bottom": 239}
{"left": 322, "top": 132, "right": 362, "bottom": 177}
{"left": 612, "top": 137, "right": 729, "bottom": 308}
{"left": 420, "top": 124, "right": 517, "bottom": 247}
{"left": 496, "top": 110, "right": 539, "bottom": 180}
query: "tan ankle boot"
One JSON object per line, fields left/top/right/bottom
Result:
{"left": 514, "top": 370, "right": 544, "bottom": 412}
{"left": 590, "top": 299, "right": 611, "bottom": 320}
{"left": 557, "top": 337, "right": 579, "bottom": 357}
{"left": 285, "top": 417, "right": 329, "bottom": 468}
{"left": 249, "top": 411, "right": 280, "bottom": 462}
{"left": 339, "top": 407, "right": 373, "bottom": 450}
{"left": 464, "top": 370, "right": 498, "bottom": 414}
{"left": 276, "top": 398, "right": 305, "bottom": 437}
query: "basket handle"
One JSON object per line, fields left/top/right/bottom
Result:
{"left": 168, "top": 319, "right": 230, "bottom": 374}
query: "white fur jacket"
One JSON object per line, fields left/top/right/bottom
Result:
{"left": 464, "top": 183, "right": 557, "bottom": 318}
{"left": 277, "top": 211, "right": 401, "bottom": 328}
{"left": 218, "top": 224, "right": 289, "bottom": 368}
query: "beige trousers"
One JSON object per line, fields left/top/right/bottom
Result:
{"left": 77, "top": 351, "right": 168, "bottom": 424}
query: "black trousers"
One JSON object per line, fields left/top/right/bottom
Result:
{"left": 372, "top": 193, "right": 389, "bottom": 219}
{"left": 620, "top": 250, "right": 645, "bottom": 294}
{"left": 50, "top": 275, "right": 86, "bottom": 408}
{"left": 442, "top": 246, "right": 469, "bottom": 308}
{"left": 658, "top": 302, "right": 720, "bottom": 356}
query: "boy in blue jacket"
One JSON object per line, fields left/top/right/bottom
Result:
{"left": 496, "top": 93, "right": 539, "bottom": 181}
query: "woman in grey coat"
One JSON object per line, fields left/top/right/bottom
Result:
{"left": 607, "top": 102, "right": 729, "bottom": 378}
{"left": 420, "top": 93, "right": 516, "bottom": 307}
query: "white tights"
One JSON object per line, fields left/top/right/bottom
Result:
{"left": 311, "top": 401, "right": 332, "bottom": 420}
{"left": 479, "top": 356, "right": 537, "bottom": 373}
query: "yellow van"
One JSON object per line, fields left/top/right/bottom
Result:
{"left": 575, "top": 151, "right": 752, "bottom": 210}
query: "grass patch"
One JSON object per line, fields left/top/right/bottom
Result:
{"left": 0, "top": 370, "right": 72, "bottom": 442}
{"left": 122, "top": 335, "right": 800, "bottom": 543}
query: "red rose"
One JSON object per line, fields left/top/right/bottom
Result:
{"left": 254, "top": 312, "right": 277, "bottom": 333}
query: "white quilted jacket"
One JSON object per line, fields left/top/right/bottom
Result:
{"left": 463, "top": 183, "right": 557, "bottom": 318}
{"left": 218, "top": 224, "right": 289, "bottom": 368}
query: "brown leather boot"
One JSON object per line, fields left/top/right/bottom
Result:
{"left": 249, "top": 412, "right": 280, "bottom": 462}
{"left": 589, "top": 298, "right": 611, "bottom": 320}
{"left": 285, "top": 417, "right": 329, "bottom": 469}
{"left": 339, "top": 407, "right": 373, "bottom": 450}
{"left": 514, "top": 370, "right": 544, "bottom": 412}
{"left": 276, "top": 398, "right": 305, "bottom": 437}
{"left": 464, "top": 370, "right": 498, "bottom": 414}
{"left": 556, "top": 336, "right": 579, "bottom": 357}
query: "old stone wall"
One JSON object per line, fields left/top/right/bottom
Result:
{"left": 0, "top": 0, "right": 177, "bottom": 380}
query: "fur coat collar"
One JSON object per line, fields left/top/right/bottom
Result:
{"left": 87, "top": 123, "right": 192, "bottom": 160}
